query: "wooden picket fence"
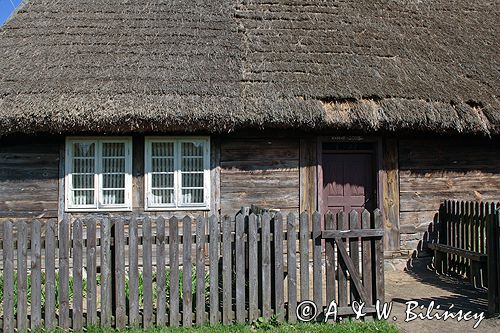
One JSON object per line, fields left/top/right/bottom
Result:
{"left": 430, "top": 200, "right": 500, "bottom": 314}
{"left": 0, "top": 209, "right": 384, "bottom": 331}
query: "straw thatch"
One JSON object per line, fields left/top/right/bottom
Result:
{"left": 0, "top": 0, "right": 498, "bottom": 136}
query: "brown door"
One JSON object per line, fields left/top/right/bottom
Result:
{"left": 321, "top": 152, "right": 374, "bottom": 215}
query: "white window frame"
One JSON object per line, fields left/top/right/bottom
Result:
{"left": 145, "top": 136, "right": 211, "bottom": 211}
{"left": 65, "top": 137, "right": 133, "bottom": 212}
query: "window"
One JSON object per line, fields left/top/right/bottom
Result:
{"left": 65, "top": 137, "right": 132, "bottom": 211}
{"left": 145, "top": 137, "right": 210, "bottom": 210}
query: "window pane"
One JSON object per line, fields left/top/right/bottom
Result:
{"left": 102, "top": 142, "right": 125, "bottom": 157}
{"left": 181, "top": 142, "right": 204, "bottom": 157}
{"left": 73, "top": 158, "right": 95, "bottom": 173}
{"left": 72, "top": 190, "right": 94, "bottom": 205}
{"left": 73, "top": 142, "right": 95, "bottom": 157}
{"left": 102, "top": 174, "right": 125, "bottom": 189}
{"left": 152, "top": 158, "right": 174, "bottom": 172}
{"left": 102, "top": 190, "right": 125, "bottom": 205}
{"left": 181, "top": 157, "right": 203, "bottom": 172}
{"left": 182, "top": 173, "right": 204, "bottom": 188}
{"left": 152, "top": 142, "right": 174, "bottom": 157}
{"left": 152, "top": 189, "right": 174, "bottom": 205}
{"left": 181, "top": 189, "right": 204, "bottom": 204}
{"left": 72, "top": 174, "right": 94, "bottom": 189}
{"left": 102, "top": 158, "right": 125, "bottom": 173}
{"left": 152, "top": 173, "right": 174, "bottom": 188}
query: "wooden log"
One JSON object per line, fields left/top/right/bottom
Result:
{"left": 73, "top": 218, "right": 83, "bottom": 331}
{"left": 3, "top": 220, "right": 14, "bottom": 333}
{"left": 156, "top": 216, "right": 167, "bottom": 326}
{"left": 262, "top": 212, "right": 272, "bottom": 318}
{"left": 31, "top": 219, "right": 42, "bottom": 330}
{"left": 235, "top": 213, "right": 246, "bottom": 323}
{"left": 337, "top": 211, "right": 348, "bottom": 308}
{"left": 59, "top": 217, "right": 70, "bottom": 329}
{"left": 274, "top": 213, "right": 285, "bottom": 321}
{"left": 143, "top": 216, "right": 153, "bottom": 327}
{"left": 287, "top": 213, "right": 297, "bottom": 323}
{"left": 248, "top": 213, "right": 259, "bottom": 321}
{"left": 45, "top": 220, "right": 56, "bottom": 330}
{"left": 208, "top": 215, "right": 219, "bottom": 325}
{"left": 169, "top": 216, "right": 180, "bottom": 327}
{"left": 114, "top": 217, "right": 127, "bottom": 328}
{"left": 373, "top": 209, "right": 385, "bottom": 303}
{"left": 196, "top": 215, "right": 206, "bottom": 325}
{"left": 100, "top": 217, "right": 112, "bottom": 327}
{"left": 86, "top": 218, "right": 97, "bottom": 326}
{"left": 128, "top": 216, "right": 139, "bottom": 326}
{"left": 183, "top": 215, "right": 193, "bottom": 327}
{"left": 222, "top": 215, "right": 232, "bottom": 324}
{"left": 325, "top": 212, "right": 336, "bottom": 306}
{"left": 349, "top": 210, "right": 360, "bottom": 301}
{"left": 299, "top": 211, "right": 309, "bottom": 301}
{"left": 361, "top": 210, "right": 373, "bottom": 306}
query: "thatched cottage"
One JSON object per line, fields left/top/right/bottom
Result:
{"left": 0, "top": 0, "right": 498, "bottom": 256}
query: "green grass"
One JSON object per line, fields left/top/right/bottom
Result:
{"left": 33, "top": 321, "right": 398, "bottom": 333}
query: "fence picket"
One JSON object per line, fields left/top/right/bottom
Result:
{"left": 325, "top": 211, "right": 335, "bottom": 308}
{"left": 337, "top": 211, "right": 348, "bottom": 308}
{"left": 115, "top": 217, "right": 127, "bottom": 328}
{"left": 312, "top": 211, "right": 322, "bottom": 312}
{"left": 235, "top": 213, "right": 246, "bottom": 323}
{"left": 143, "top": 216, "right": 153, "bottom": 327}
{"left": 208, "top": 215, "right": 219, "bottom": 325}
{"left": 156, "top": 216, "right": 167, "bottom": 326}
{"left": 3, "top": 220, "right": 14, "bottom": 333}
{"left": 59, "top": 217, "right": 70, "bottom": 329}
{"left": 73, "top": 218, "right": 84, "bottom": 331}
{"left": 182, "top": 215, "right": 193, "bottom": 327}
{"left": 299, "top": 212, "right": 309, "bottom": 301}
{"left": 373, "top": 209, "right": 385, "bottom": 303}
{"left": 101, "top": 217, "right": 112, "bottom": 327}
{"left": 287, "top": 213, "right": 297, "bottom": 323}
{"left": 361, "top": 210, "right": 373, "bottom": 306}
{"left": 86, "top": 217, "right": 98, "bottom": 326}
{"left": 45, "top": 220, "right": 56, "bottom": 330}
{"left": 349, "top": 210, "right": 360, "bottom": 301}
{"left": 169, "top": 216, "right": 180, "bottom": 327}
{"left": 222, "top": 215, "right": 232, "bottom": 324}
{"left": 274, "top": 212, "right": 285, "bottom": 321}
{"left": 31, "top": 219, "right": 42, "bottom": 330}
{"left": 248, "top": 213, "right": 259, "bottom": 322}
{"left": 196, "top": 215, "right": 206, "bottom": 325}
{"left": 128, "top": 216, "right": 139, "bottom": 326}
{"left": 16, "top": 221, "right": 28, "bottom": 331}
{"left": 262, "top": 212, "right": 272, "bottom": 318}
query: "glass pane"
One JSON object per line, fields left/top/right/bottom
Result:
{"left": 72, "top": 190, "right": 94, "bottom": 205}
{"left": 102, "top": 174, "right": 125, "bottom": 189}
{"left": 181, "top": 157, "right": 203, "bottom": 172}
{"left": 152, "top": 173, "right": 174, "bottom": 188}
{"left": 151, "top": 189, "right": 174, "bottom": 205}
{"left": 102, "top": 142, "right": 125, "bottom": 157}
{"left": 73, "top": 158, "right": 95, "bottom": 173}
{"left": 152, "top": 158, "right": 174, "bottom": 173}
{"left": 102, "top": 158, "right": 125, "bottom": 173}
{"left": 181, "top": 189, "right": 204, "bottom": 204}
{"left": 73, "top": 142, "right": 95, "bottom": 157}
{"left": 152, "top": 142, "right": 174, "bottom": 157}
{"left": 72, "top": 174, "right": 94, "bottom": 189}
{"left": 182, "top": 173, "right": 204, "bottom": 188}
{"left": 102, "top": 190, "right": 125, "bottom": 205}
{"left": 181, "top": 142, "right": 204, "bottom": 157}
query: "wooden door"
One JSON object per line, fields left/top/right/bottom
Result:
{"left": 321, "top": 152, "right": 374, "bottom": 215}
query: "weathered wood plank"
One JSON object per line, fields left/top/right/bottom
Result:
{"left": 128, "top": 216, "right": 139, "bottom": 326}
{"left": 45, "top": 219, "right": 56, "bottom": 330}
{"left": 262, "top": 212, "right": 272, "bottom": 318}
{"left": 274, "top": 212, "right": 285, "bottom": 320}
{"left": 16, "top": 221, "right": 28, "bottom": 331}
{"left": 312, "top": 211, "right": 322, "bottom": 311}
{"left": 235, "top": 213, "right": 246, "bottom": 323}
{"left": 156, "top": 216, "right": 167, "bottom": 326}
{"left": 101, "top": 217, "right": 112, "bottom": 327}
{"left": 208, "top": 215, "right": 219, "bottom": 325}
{"left": 183, "top": 215, "right": 193, "bottom": 327}
{"left": 114, "top": 217, "right": 127, "bottom": 328}
{"left": 222, "top": 215, "right": 232, "bottom": 324}
{"left": 31, "top": 219, "right": 42, "bottom": 330}
{"left": 169, "top": 216, "right": 180, "bottom": 327}
{"left": 196, "top": 215, "right": 206, "bottom": 325}
{"left": 59, "top": 217, "right": 70, "bottom": 329}
{"left": 3, "top": 220, "right": 14, "bottom": 333}
{"left": 86, "top": 217, "right": 98, "bottom": 326}
{"left": 73, "top": 218, "right": 84, "bottom": 331}
{"left": 287, "top": 213, "right": 297, "bottom": 323}
{"left": 382, "top": 138, "right": 400, "bottom": 252}
{"left": 248, "top": 213, "right": 259, "bottom": 321}
{"left": 299, "top": 211, "right": 309, "bottom": 301}
{"left": 337, "top": 211, "right": 348, "bottom": 308}
{"left": 325, "top": 212, "right": 336, "bottom": 306}
{"left": 361, "top": 210, "right": 373, "bottom": 306}
{"left": 373, "top": 209, "right": 385, "bottom": 303}
{"left": 349, "top": 210, "right": 360, "bottom": 300}
{"left": 143, "top": 216, "right": 153, "bottom": 327}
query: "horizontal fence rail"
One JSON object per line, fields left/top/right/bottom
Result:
{"left": 0, "top": 209, "right": 384, "bottom": 330}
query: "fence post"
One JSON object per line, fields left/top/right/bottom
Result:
{"left": 487, "top": 206, "right": 500, "bottom": 314}
{"left": 2, "top": 220, "right": 14, "bottom": 333}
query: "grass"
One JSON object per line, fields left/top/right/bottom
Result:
{"left": 34, "top": 321, "right": 398, "bottom": 333}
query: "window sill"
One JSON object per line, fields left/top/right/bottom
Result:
{"left": 65, "top": 207, "right": 133, "bottom": 213}
{"left": 144, "top": 206, "right": 211, "bottom": 212}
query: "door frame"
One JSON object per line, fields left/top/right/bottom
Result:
{"left": 317, "top": 136, "right": 384, "bottom": 218}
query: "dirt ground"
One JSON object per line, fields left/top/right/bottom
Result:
{"left": 385, "top": 255, "right": 500, "bottom": 333}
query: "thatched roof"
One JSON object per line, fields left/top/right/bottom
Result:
{"left": 0, "top": 0, "right": 498, "bottom": 136}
